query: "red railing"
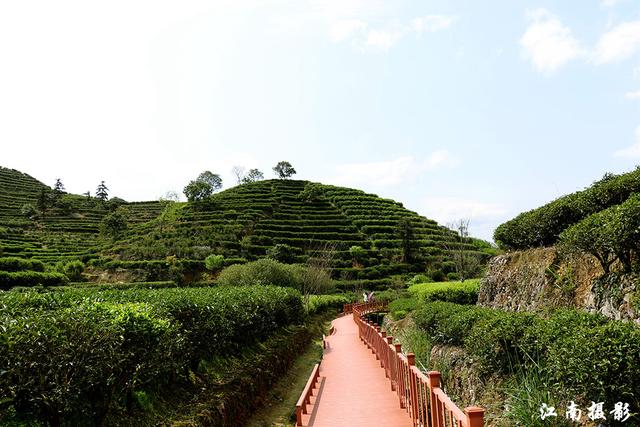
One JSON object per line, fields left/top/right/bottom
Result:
{"left": 350, "top": 302, "right": 485, "bottom": 427}
{"left": 295, "top": 363, "right": 321, "bottom": 426}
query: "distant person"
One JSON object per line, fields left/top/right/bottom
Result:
{"left": 368, "top": 291, "right": 375, "bottom": 303}
{"left": 363, "top": 292, "right": 369, "bottom": 303}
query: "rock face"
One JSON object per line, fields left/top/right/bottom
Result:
{"left": 478, "top": 247, "right": 640, "bottom": 323}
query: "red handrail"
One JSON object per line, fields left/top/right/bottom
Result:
{"left": 295, "top": 363, "right": 321, "bottom": 426}
{"left": 352, "top": 302, "right": 485, "bottom": 427}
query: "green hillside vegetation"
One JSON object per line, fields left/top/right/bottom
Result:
{"left": 494, "top": 167, "right": 640, "bottom": 250}
{"left": 0, "top": 167, "right": 492, "bottom": 289}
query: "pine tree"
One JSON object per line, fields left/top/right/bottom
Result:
{"left": 96, "top": 181, "right": 109, "bottom": 202}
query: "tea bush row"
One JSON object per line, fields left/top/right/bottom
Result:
{"left": 0, "top": 257, "right": 45, "bottom": 272}
{"left": 495, "top": 168, "right": 640, "bottom": 249}
{"left": 412, "top": 302, "right": 640, "bottom": 407}
{"left": 0, "top": 285, "right": 303, "bottom": 424}
{"left": 408, "top": 279, "right": 480, "bottom": 305}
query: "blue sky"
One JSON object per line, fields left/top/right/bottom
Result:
{"left": 1, "top": 0, "right": 639, "bottom": 241}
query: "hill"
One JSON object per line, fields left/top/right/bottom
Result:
{"left": 0, "top": 166, "right": 491, "bottom": 287}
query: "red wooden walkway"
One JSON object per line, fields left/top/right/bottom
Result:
{"left": 299, "top": 314, "right": 413, "bottom": 427}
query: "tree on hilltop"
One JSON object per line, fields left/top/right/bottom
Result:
{"left": 232, "top": 166, "right": 246, "bottom": 185}
{"left": 242, "top": 168, "right": 264, "bottom": 184}
{"left": 273, "top": 161, "right": 296, "bottom": 179}
{"left": 197, "top": 171, "right": 223, "bottom": 192}
{"left": 96, "top": 181, "right": 109, "bottom": 202}
{"left": 53, "top": 179, "right": 65, "bottom": 195}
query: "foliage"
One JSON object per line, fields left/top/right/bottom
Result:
{"left": 241, "top": 168, "right": 264, "bottom": 184}
{"left": 96, "top": 181, "right": 109, "bottom": 202}
{"left": 396, "top": 218, "right": 415, "bottom": 263}
{"left": 273, "top": 161, "right": 296, "bottom": 179}
{"left": 559, "top": 194, "right": 640, "bottom": 273}
{"left": 388, "top": 297, "right": 419, "bottom": 319}
{"left": 349, "top": 245, "right": 366, "bottom": 263}
{"left": 183, "top": 179, "right": 213, "bottom": 202}
{"left": 204, "top": 254, "right": 225, "bottom": 271}
{"left": 0, "top": 286, "right": 303, "bottom": 425}
{"left": 20, "top": 203, "right": 37, "bottom": 219}
{"left": 305, "top": 294, "right": 351, "bottom": 315}
{"left": 299, "top": 183, "right": 323, "bottom": 201}
{"left": 100, "top": 208, "right": 128, "bottom": 238}
{"left": 412, "top": 302, "right": 640, "bottom": 409}
{"left": 59, "top": 260, "right": 85, "bottom": 281}
{"left": 408, "top": 279, "right": 480, "bottom": 305}
{"left": 197, "top": 171, "right": 223, "bottom": 191}
{"left": 495, "top": 168, "right": 640, "bottom": 250}
{"left": 217, "top": 258, "right": 303, "bottom": 289}
{"left": 0, "top": 270, "right": 69, "bottom": 289}
{"left": 266, "top": 243, "right": 298, "bottom": 264}
{"left": 0, "top": 257, "right": 45, "bottom": 272}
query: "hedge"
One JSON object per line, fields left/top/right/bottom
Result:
{"left": 0, "top": 257, "right": 45, "bottom": 272}
{"left": 412, "top": 302, "right": 640, "bottom": 408}
{"left": 408, "top": 279, "right": 480, "bottom": 305}
{"left": 0, "top": 285, "right": 303, "bottom": 425}
{"left": 0, "top": 270, "right": 68, "bottom": 289}
{"left": 495, "top": 168, "right": 640, "bottom": 249}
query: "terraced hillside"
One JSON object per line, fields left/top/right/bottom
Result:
{"left": 106, "top": 179, "right": 489, "bottom": 285}
{"left": 0, "top": 167, "right": 162, "bottom": 263}
{"left": 0, "top": 166, "right": 490, "bottom": 287}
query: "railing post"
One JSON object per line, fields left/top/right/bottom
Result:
{"left": 394, "top": 343, "right": 403, "bottom": 407}
{"left": 465, "top": 407, "right": 485, "bottom": 427}
{"left": 407, "top": 354, "right": 418, "bottom": 426}
{"left": 428, "top": 371, "right": 441, "bottom": 427}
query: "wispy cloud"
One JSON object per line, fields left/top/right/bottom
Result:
{"left": 520, "top": 9, "right": 583, "bottom": 74}
{"left": 422, "top": 196, "right": 508, "bottom": 226}
{"left": 328, "top": 151, "right": 458, "bottom": 187}
{"left": 592, "top": 21, "right": 640, "bottom": 64}
{"left": 601, "top": 0, "right": 628, "bottom": 7}
{"left": 325, "top": 13, "right": 456, "bottom": 51}
{"left": 412, "top": 15, "right": 456, "bottom": 33}
{"left": 625, "top": 90, "right": 640, "bottom": 99}
{"left": 613, "top": 126, "right": 640, "bottom": 158}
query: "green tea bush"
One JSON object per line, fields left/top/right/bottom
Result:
{"left": 217, "top": 258, "right": 302, "bottom": 289}
{"left": 204, "top": 254, "right": 225, "bottom": 271}
{"left": 0, "top": 285, "right": 303, "bottom": 424}
{"left": 559, "top": 194, "right": 640, "bottom": 273}
{"left": 266, "top": 243, "right": 298, "bottom": 263}
{"left": 388, "top": 297, "right": 419, "bottom": 319}
{"left": 495, "top": 168, "right": 640, "bottom": 250}
{"left": 412, "top": 302, "right": 640, "bottom": 408}
{"left": 408, "top": 279, "right": 480, "bottom": 305}
{"left": 0, "top": 257, "right": 45, "bottom": 272}
{"left": 0, "top": 271, "right": 68, "bottom": 289}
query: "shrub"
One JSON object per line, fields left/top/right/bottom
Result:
{"left": 20, "top": 203, "right": 37, "bottom": 219}
{"left": 408, "top": 279, "right": 480, "bottom": 305}
{"left": 0, "top": 286, "right": 303, "bottom": 424}
{"left": 266, "top": 244, "right": 297, "bottom": 264}
{"left": 204, "top": 254, "right": 225, "bottom": 271}
{"left": 413, "top": 302, "right": 640, "bottom": 409}
{"left": 495, "top": 168, "right": 640, "bottom": 250}
{"left": 0, "top": 257, "right": 45, "bottom": 272}
{"left": 428, "top": 269, "right": 446, "bottom": 282}
{"left": 0, "top": 271, "right": 69, "bottom": 289}
{"left": 559, "top": 194, "right": 640, "bottom": 273}
{"left": 217, "top": 258, "right": 301, "bottom": 289}
{"left": 62, "top": 260, "right": 85, "bottom": 281}
{"left": 388, "top": 297, "right": 419, "bottom": 319}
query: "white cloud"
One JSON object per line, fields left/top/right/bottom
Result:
{"left": 520, "top": 9, "right": 584, "bottom": 74}
{"left": 412, "top": 15, "right": 456, "bottom": 33}
{"left": 329, "top": 19, "right": 367, "bottom": 42}
{"left": 625, "top": 90, "right": 640, "bottom": 99}
{"left": 592, "top": 21, "right": 640, "bottom": 64}
{"left": 366, "top": 29, "right": 404, "bottom": 50}
{"left": 613, "top": 126, "right": 640, "bottom": 158}
{"left": 602, "top": 0, "right": 628, "bottom": 6}
{"left": 422, "top": 197, "right": 507, "bottom": 225}
{"left": 328, "top": 151, "right": 458, "bottom": 187}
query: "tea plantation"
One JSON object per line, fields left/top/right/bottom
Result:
{"left": 0, "top": 166, "right": 491, "bottom": 289}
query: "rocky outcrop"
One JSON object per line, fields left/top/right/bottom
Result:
{"left": 479, "top": 247, "right": 640, "bottom": 323}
